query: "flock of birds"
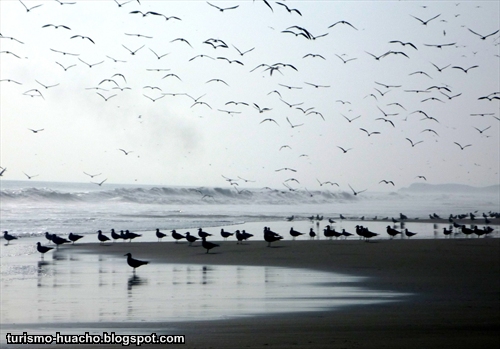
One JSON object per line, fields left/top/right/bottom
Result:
{"left": 0, "top": 0, "right": 499, "bottom": 192}
{"left": 3, "top": 209, "right": 497, "bottom": 272}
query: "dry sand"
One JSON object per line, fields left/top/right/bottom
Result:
{"left": 13, "top": 237, "right": 500, "bottom": 348}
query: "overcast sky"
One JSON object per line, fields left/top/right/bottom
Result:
{"left": 1, "top": 0, "right": 499, "bottom": 192}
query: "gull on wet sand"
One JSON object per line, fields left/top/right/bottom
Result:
{"left": 3, "top": 231, "right": 18, "bottom": 245}
{"left": 36, "top": 242, "right": 54, "bottom": 259}
{"left": 124, "top": 253, "right": 149, "bottom": 273}
{"left": 201, "top": 237, "right": 219, "bottom": 253}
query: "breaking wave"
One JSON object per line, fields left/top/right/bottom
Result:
{"left": 0, "top": 186, "right": 358, "bottom": 205}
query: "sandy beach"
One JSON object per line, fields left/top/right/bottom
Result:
{"left": 6, "top": 236, "right": 496, "bottom": 349}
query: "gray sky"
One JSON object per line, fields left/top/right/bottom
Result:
{"left": 1, "top": 0, "right": 499, "bottom": 192}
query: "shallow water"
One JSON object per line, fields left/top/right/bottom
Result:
{"left": 0, "top": 234, "right": 406, "bottom": 329}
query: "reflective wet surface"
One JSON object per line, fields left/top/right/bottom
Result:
{"left": 1, "top": 243, "right": 406, "bottom": 325}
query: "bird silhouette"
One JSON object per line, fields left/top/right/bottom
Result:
{"left": 91, "top": 178, "right": 107, "bottom": 186}
{"left": 276, "top": 2, "right": 302, "bottom": 15}
{"left": 348, "top": 184, "right": 366, "bottom": 196}
{"left": 97, "top": 230, "right": 110, "bottom": 244}
{"left": 328, "top": 20, "right": 357, "bottom": 30}
{"left": 207, "top": 2, "right": 239, "bottom": 12}
{"left": 185, "top": 232, "right": 199, "bottom": 246}
{"left": 379, "top": 180, "right": 395, "bottom": 186}
{"left": 68, "top": 233, "right": 84, "bottom": 244}
{"left": 71, "top": 35, "right": 95, "bottom": 44}
{"left": 122, "top": 44, "right": 145, "bottom": 55}
{"left": 263, "top": 227, "right": 283, "bottom": 247}
{"left": 452, "top": 65, "right": 479, "bottom": 73}
{"left": 359, "top": 128, "right": 380, "bottom": 136}
{"left": 36, "top": 242, "right": 53, "bottom": 259}
{"left": 337, "top": 146, "right": 352, "bottom": 153}
{"left": 3, "top": 231, "right": 17, "bottom": 245}
{"left": 411, "top": 14, "right": 441, "bottom": 25}
{"left": 468, "top": 28, "right": 499, "bottom": 40}
{"left": 171, "top": 230, "right": 186, "bottom": 243}
{"left": 124, "top": 253, "right": 149, "bottom": 272}
{"left": 389, "top": 40, "right": 417, "bottom": 49}
{"left": 454, "top": 142, "right": 472, "bottom": 150}
{"left": 19, "top": 0, "right": 43, "bottom": 12}
{"left": 473, "top": 126, "right": 491, "bottom": 134}
{"left": 155, "top": 229, "right": 166, "bottom": 241}
{"left": 406, "top": 138, "right": 423, "bottom": 147}
{"left": 201, "top": 237, "right": 219, "bottom": 253}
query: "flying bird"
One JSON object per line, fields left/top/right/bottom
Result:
{"left": 71, "top": 35, "right": 95, "bottom": 44}
{"left": 96, "top": 92, "right": 116, "bottom": 101}
{"left": 35, "top": 80, "right": 59, "bottom": 89}
{"left": 341, "top": 114, "right": 360, "bottom": 123}
{"left": 286, "top": 117, "right": 303, "bottom": 128}
{"left": 42, "top": 24, "right": 71, "bottom": 30}
{"left": 423, "top": 42, "right": 456, "bottom": 48}
{"left": 468, "top": 28, "right": 499, "bottom": 40}
{"left": 92, "top": 178, "right": 107, "bottom": 186}
{"left": 337, "top": 146, "right": 352, "bottom": 153}
{"left": 430, "top": 62, "right": 451, "bottom": 72}
{"left": 84, "top": 172, "right": 102, "bottom": 178}
{"left": 473, "top": 126, "right": 491, "bottom": 134}
{"left": 50, "top": 48, "right": 79, "bottom": 56}
{"left": 411, "top": 14, "right": 441, "bottom": 25}
{"left": 260, "top": 118, "right": 279, "bottom": 126}
{"left": 232, "top": 45, "right": 255, "bottom": 56}
{"left": 379, "top": 180, "right": 395, "bottom": 186}
{"left": 19, "top": 0, "right": 43, "bottom": 12}
{"left": 78, "top": 58, "right": 103, "bottom": 68}
{"left": 206, "top": 2, "right": 239, "bottom": 12}
{"left": 454, "top": 142, "right": 472, "bottom": 150}
{"left": 348, "top": 184, "right": 367, "bottom": 196}
{"left": 23, "top": 172, "right": 38, "bottom": 179}
{"left": 304, "top": 53, "right": 326, "bottom": 60}
{"left": 389, "top": 40, "right": 417, "bottom": 50}
{"left": 328, "top": 20, "right": 357, "bottom": 30}
{"left": 276, "top": 2, "right": 302, "bottom": 15}
{"left": 335, "top": 54, "right": 357, "bottom": 64}
{"left": 122, "top": 44, "right": 145, "bottom": 55}
{"left": 406, "top": 138, "right": 423, "bottom": 147}
{"left": 317, "top": 179, "right": 339, "bottom": 187}
{"left": 421, "top": 129, "right": 439, "bottom": 136}
{"left": 359, "top": 128, "right": 380, "bottom": 136}
{"left": 452, "top": 65, "right": 479, "bottom": 73}
{"left": 149, "top": 48, "right": 169, "bottom": 60}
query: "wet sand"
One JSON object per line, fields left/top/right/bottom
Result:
{"left": 14, "top": 237, "right": 493, "bottom": 349}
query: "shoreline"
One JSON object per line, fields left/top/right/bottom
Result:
{"left": 4, "top": 238, "right": 498, "bottom": 348}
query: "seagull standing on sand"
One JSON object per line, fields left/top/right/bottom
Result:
{"left": 289, "top": 227, "right": 304, "bottom": 240}
{"left": 201, "top": 237, "right": 219, "bottom": 253}
{"left": 97, "top": 230, "right": 110, "bottom": 244}
{"left": 155, "top": 228, "right": 166, "bottom": 241}
{"left": 264, "top": 227, "right": 283, "bottom": 247}
{"left": 185, "top": 232, "right": 199, "bottom": 246}
{"left": 36, "top": 242, "right": 54, "bottom": 259}
{"left": 68, "top": 233, "right": 84, "bottom": 244}
{"left": 171, "top": 230, "right": 186, "bottom": 243}
{"left": 3, "top": 231, "right": 17, "bottom": 245}
{"left": 124, "top": 253, "right": 149, "bottom": 273}
{"left": 309, "top": 228, "right": 316, "bottom": 239}
{"left": 220, "top": 229, "right": 234, "bottom": 240}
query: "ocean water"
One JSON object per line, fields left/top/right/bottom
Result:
{"left": 1, "top": 180, "right": 498, "bottom": 239}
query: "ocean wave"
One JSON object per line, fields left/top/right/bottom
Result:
{"left": 0, "top": 186, "right": 357, "bottom": 205}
